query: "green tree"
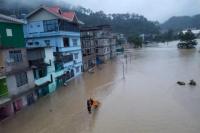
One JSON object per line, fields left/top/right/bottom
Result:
{"left": 128, "top": 36, "right": 143, "bottom": 48}
{"left": 179, "top": 30, "right": 196, "bottom": 42}
{"left": 177, "top": 30, "right": 197, "bottom": 48}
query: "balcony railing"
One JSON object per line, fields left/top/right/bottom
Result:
{"left": 35, "top": 75, "right": 52, "bottom": 87}
{"left": 0, "top": 62, "right": 30, "bottom": 77}
{"left": 55, "top": 46, "right": 81, "bottom": 53}
{"left": 55, "top": 54, "right": 73, "bottom": 64}
{"left": 55, "top": 63, "right": 64, "bottom": 72}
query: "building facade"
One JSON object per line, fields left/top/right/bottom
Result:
{"left": 80, "top": 28, "right": 96, "bottom": 71}
{"left": 81, "top": 25, "right": 116, "bottom": 65}
{"left": 113, "top": 33, "right": 126, "bottom": 53}
{"left": 0, "top": 14, "right": 35, "bottom": 121}
{"left": 23, "top": 6, "right": 83, "bottom": 90}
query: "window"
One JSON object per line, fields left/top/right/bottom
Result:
{"left": 72, "top": 39, "right": 78, "bottom": 46}
{"left": 74, "top": 53, "right": 79, "bottom": 59}
{"left": 43, "top": 20, "right": 58, "bottom": 32}
{"left": 87, "top": 49, "right": 90, "bottom": 55}
{"left": 91, "top": 48, "right": 94, "bottom": 54}
{"left": 44, "top": 40, "right": 50, "bottom": 46}
{"left": 62, "top": 54, "right": 73, "bottom": 63}
{"left": 9, "top": 50, "right": 23, "bottom": 63}
{"left": 59, "top": 20, "right": 79, "bottom": 32}
{"left": 6, "top": 29, "right": 12, "bottom": 37}
{"left": 15, "top": 72, "right": 28, "bottom": 87}
{"left": 95, "top": 40, "right": 98, "bottom": 46}
{"left": 35, "top": 42, "right": 39, "bottom": 45}
{"left": 28, "top": 42, "right": 33, "bottom": 46}
{"left": 76, "top": 67, "right": 79, "bottom": 73}
{"left": 33, "top": 68, "right": 47, "bottom": 80}
{"left": 104, "top": 48, "right": 107, "bottom": 53}
{"left": 63, "top": 38, "right": 69, "bottom": 47}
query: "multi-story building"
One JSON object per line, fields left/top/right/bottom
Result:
{"left": 80, "top": 28, "right": 96, "bottom": 71}
{"left": 26, "top": 47, "right": 54, "bottom": 94}
{"left": 0, "top": 14, "right": 35, "bottom": 121}
{"left": 81, "top": 25, "right": 116, "bottom": 64}
{"left": 23, "top": 6, "right": 83, "bottom": 90}
{"left": 110, "top": 34, "right": 117, "bottom": 58}
{"left": 113, "top": 33, "right": 127, "bottom": 53}
{"left": 94, "top": 25, "right": 112, "bottom": 64}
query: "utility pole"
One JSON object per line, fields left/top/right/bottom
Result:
{"left": 124, "top": 54, "right": 128, "bottom": 64}
{"left": 122, "top": 62, "right": 125, "bottom": 79}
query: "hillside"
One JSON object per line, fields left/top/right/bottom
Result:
{"left": 161, "top": 15, "right": 200, "bottom": 31}
{"left": 0, "top": 0, "right": 160, "bottom": 37}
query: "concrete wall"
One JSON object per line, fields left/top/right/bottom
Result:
{"left": 44, "top": 47, "right": 56, "bottom": 93}
{"left": 25, "top": 36, "right": 62, "bottom": 48}
{"left": 72, "top": 50, "right": 82, "bottom": 76}
{"left": 95, "top": 39, "right": 110, "bottom": 47}
{"left": 0, "top": 51, "right": 3, "bottom": 68}
{"left": 0, "top": 22, "right": 25, "bottom": 48}
{"left": 99, "top": 54, "right": 110, "bottom": 61}
{"left": 6, "top": 70, "right": 35, "bottom": 97}
{"left": 1, "top": 48, "right": 29, "bottom": 74}
{"left": 24, "top": 21, "right": 44, "bottom": 34}
{"left": 96, "top": 46, "right": 110, "bottom": 56}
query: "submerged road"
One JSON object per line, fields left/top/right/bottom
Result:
{"left": 1, "top": 41, "right": 200, "bottom": 133}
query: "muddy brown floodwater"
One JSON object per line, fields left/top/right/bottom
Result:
{"left": 1, "top": 41, "right": 200, "bottom": 133}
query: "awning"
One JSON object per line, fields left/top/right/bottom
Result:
{"left": 35, "top": 81, "right": 51, "bottom": 87}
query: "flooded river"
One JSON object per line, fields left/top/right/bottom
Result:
{"left": 1, "top": 41, "right": 200, "bottom": 133}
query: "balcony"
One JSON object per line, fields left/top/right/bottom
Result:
{"left": 27, "top": 48, "right": 45, "bottom": 61}
{"left": 55, "top": 54, "right": 73, "bottom": 64}
{"left": 35, "top": 75, "right": 52, "bottom": 87}
{"left": 32, "top": 65, "right": 52, "bottom": 86}
{"left": 56, "top": 46, "right": 81, "bottom": 53}
{"left": 55, "top": 63, "right": 64, "bottom": 72}
{"left": 25, "top": 31, "right": 80, "bottom": 39}
{"left": 29, "top": 59, "right": 51, "bottom": 69}
{"left": 0, "top": 50, "right": 29, "bottom": 76}
{"left": 0, "top": 61, "right": 30, "bottom": 77}
{"left": 74, "top": 61, "right": 82, "bottom": 67}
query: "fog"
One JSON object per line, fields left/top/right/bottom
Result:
{"left": 2, "top": 0, "right": 200, "bottom": 23}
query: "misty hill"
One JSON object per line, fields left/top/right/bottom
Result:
{"left": 161, "top": 15, "right": 200, "bottom": 31}
{"left": 0, "top": 0, "right": 160, "bottom": 37}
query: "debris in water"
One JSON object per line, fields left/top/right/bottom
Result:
{"left": 177, "top": 81, "right": 186, "bottom": 85}
{"left": 189, "top": 80, "right": 196, "bottom": 86}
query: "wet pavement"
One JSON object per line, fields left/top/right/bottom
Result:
{"left": 1, "top": 41, "right": 200, "bottom": 133}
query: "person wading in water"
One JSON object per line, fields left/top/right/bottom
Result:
{"left": 87, "top": 98, "right": 100, "bottom": 114}
{"left": 87, "top": 99, "right": 92, "bottom": 114}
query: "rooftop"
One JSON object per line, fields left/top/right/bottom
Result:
{"left": 26, "top": 5, "right": 84, "bottom": 24}
{"left": 0, "top": 13, "right": 25, "bottom": 24}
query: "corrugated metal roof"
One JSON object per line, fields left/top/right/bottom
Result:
{"left": 26, "top": 5, "right": 83, "bottom": 24}
{"left": 0, "top": 13, "right": 25, "bottom": 24}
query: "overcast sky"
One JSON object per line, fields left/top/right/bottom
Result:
{"left": 66, "top": 0, "right": 200, "bottom": 22}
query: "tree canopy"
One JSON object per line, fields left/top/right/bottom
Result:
{"left": 0, "top": 1, "right": 160, "bottom": 38}
{"left": 178, "top": 30, "right": 196, "bottom": 42}
{"left": 128, "top": 36, "right": 143, "bottom": 48}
